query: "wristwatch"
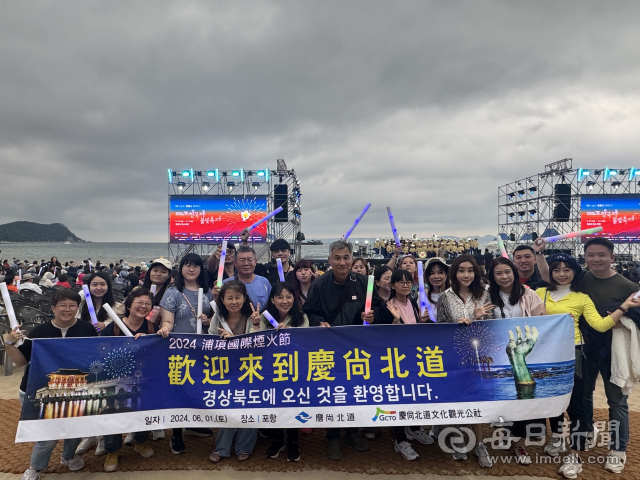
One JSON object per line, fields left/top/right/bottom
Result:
{"left": 535, "top": 252, "right": 543, "bottom": 256}
{"left": 5, "top": 339, "right": 14, "bottom": 345}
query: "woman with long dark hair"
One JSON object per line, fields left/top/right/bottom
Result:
{"left": 158, "top": 252, "right": 213, "bottom": 454}
{"left": 290, "top": 259, "right": 315, "bottom": 307}
{"left": 534, "top": 253, "right": 639, "bottom": 479}
{"left": 206, "top": 280, "right": 260, "bottom": 463}
{"left": 374, "top": 265, "right": 393, "bottom": 302}
{"left": 436, "top": 254, "right": 494, "bottom": 467}
{"left": 141, "top": 258, "right": 172, "bottom": 323}
{"left": 79, "top": 272, "right": 116, "bottom": 331}
{"left": 424, "top": 257, "right": 450, "bottom": 318}
{"left": 488, "top": 257, "right": 545, "bottom": 318}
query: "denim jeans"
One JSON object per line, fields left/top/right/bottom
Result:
{"left": 104, "top": 431, "right": 150, "bottom": 453}
{"left": 214, "top": 428, "right": 257, "bottom": 457}
{"left": 583, "top": 349, "right": 629, "bottom": 452}
{"left": 19, "top": 392, "right": 81, "bottom": 471}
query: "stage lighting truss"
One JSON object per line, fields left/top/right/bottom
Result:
{"left": 168, "top": 162, "right": 302, "bottom": 263}
{"left": 499, "top": 158, "right": 640, "bottom": 259}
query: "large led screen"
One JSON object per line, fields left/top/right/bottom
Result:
{"left": 169, "top": 195, "right": 268, "bottom": 244}
{"left": 580, "top": 194, "right": 640, "bottom": 243}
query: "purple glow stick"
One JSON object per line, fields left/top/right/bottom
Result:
{"left": 276, "top": 258, "right": 285, "bottom": 282}
{"left": 263, "top": 311, "right": 280, "bottom": 329}
{"left": 386, "top": 207, "right": 401, "bottom": 250}
{"left": 417, "top": 261, "right": 436, "bottom": 321}
{"left": 217, "top": 240, "right": 228, "bottom": 286}
{"left": 342, "top": 203, "right": 371, "bottom": 240}
{"left": 247, "top": 207, "right": 283, "bottom": 231}
{"left": 82, "top": 285, "right": 99, "bottom": 327}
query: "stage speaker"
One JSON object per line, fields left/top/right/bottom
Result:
{"left": 532, "top": 232, "right": 539, "bottom": 241}
{"left": 553, "top": 184, "right": 571, "bottom": 222}
{"left": 274, "top": 184, "right": 288, "bottom": 222}
{"left": 510, "top": 233, "right": 516, "bottom": 241}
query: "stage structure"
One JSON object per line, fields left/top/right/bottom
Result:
{"left": 167, "top": 159, "right": 302, "bottom": 263}
{"left": 498, "top": 158, "right": 640, "bottom": 260}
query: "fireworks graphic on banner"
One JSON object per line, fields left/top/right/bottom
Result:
{"left": 103, "top": 348, "right": 135, "bottom": 379}
{"left": 453, "top": 322, "right": 497, "bottom": 367}
{"left": 89, "top": 360, "right": 104, "bottom": 382}
{"left": 226, "top": 197, "right": 265, "bottom": 223}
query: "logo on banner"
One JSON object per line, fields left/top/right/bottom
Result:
{"left": 295, "top": 412, "right": 312, "bottom": 423}
{"left": 372, "top": 407, "right": 397, "bottom": 422}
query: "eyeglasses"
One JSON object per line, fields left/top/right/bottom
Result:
{"left": 132, "top": 301, "right": 153, "bottom": 308}
{"left": 236, "top": 258, "right": 255, "bottom": 264}
{"left": 395, "top": 281, "right": 412, "bottom": 286}
{"left": 55, "top": 303, "right": 78, "bottom": 310}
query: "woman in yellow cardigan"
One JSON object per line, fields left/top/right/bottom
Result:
{"left": 535, "top": 253, "right": 639, "bottom": 479}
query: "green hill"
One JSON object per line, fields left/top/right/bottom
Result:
{"left": 0, "top": 222, "right": 84, "bottom": 243}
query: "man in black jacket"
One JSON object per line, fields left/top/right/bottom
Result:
{"left": 513, "top": 245, "right": 547, "bottom": 290}
{"left": 302, "top": 240, "right": 375, "bottom": 460}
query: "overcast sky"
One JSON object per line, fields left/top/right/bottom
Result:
{"left": 2, "top": 1, "right": 640, "bottom": 242}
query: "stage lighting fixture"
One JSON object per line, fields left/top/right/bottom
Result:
{"left": 168, "top": 169, "right": 173, "bottom": 183}
{"left": 508, "top": 213, "right": 514, "bottom": 219}
{"left": 182, "top": 170, "right": 190, "bottom": 177}
{"left": 231, "top": 171, "right": 240, "bottom": 177}
{"left": 293, "top": 207, "right": 301, "bottom": 216}
{"left": 227, "top": 181, "right": 236, "bottom": 188}
{"left": 529, "top": 187, "right": 537, "bottom": 194}
{"left": 202, "top": 182, "right": 210, "bottom": 191}
{"left": 593, "top": 170, "right": 602, "bottom": 175}
{"left": 612, "top": 181, "right": 621, "bottom": 189}
{"left": 240, "top": 168, "right": 245, "bottom": 182}
{"left": 222, "top": 171, "right": 228, "bottom": 176}
{"left": 518, "top": 211, "right": 525, "bottom": 217}
{"left": 586, "top": 181, "right": 595, "bottom": 190}
{"left": 508, "top": 193, "right": 515, "bottom": 199}
{"left": 257, "top": 171, "right": 265, "bottom": 176}
{"left": 517, "top": 189, "right": 525, "bottom": 196}
{"left": 177, "top": 182, "right": 185, "bottom": 190}
{"left": 252, "top": 182, "right": 260, "bottom": 190}
{"left": 630, "top": 168, "right": 640, "bottom": 180}
{"left": 207, "top": 171, "right": 215, "bottom": 177}
{"left": 604, "top": 168, "right": 618, "bottom": 180}
{"left": 246, "top": 170, "right": 253, "bottom": 176}
{"left": 578, "top": 168, "right": 590, "bottom": 181}
{"left": 528, "top": 209, "right": 536, "bottom": 216}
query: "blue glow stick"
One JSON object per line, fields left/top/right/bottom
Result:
{"left": 386, "top": 207, "right": 401, "bottom": 250}
{"left": 263, "top": 311, "right": 280, "bottom": 329}
{"left": 342, "top": 203, "right": 371, "bottom": 240}
{"left": 82, "top": 285, "right": 99, "bottom": 327}
{"left": 417, "top": 261, "right": 436, "bottom": 321}
{"left": 247, "top": 207, "right": 283, "bottom": 231}
{"left": 276, "top": 258, "right": 285, "bottom": 282}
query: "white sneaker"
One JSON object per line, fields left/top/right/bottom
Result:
{"left": 452, "top": 447, "right": 467, "bottom": 461}
{"left": 394, "top": 441, "right": 419, "bottom": 461}
{"left": 544, "top": 436, "right": 567, "bottom": 457}
{"left": 152, "top": 430, "right": 166, "bottom": 440}
{"left": 604, "top": 449, "right": 626, "bottom": 474}
{"left": 124, "top": 433, "right": 136, "bottom": 445}
{"left": 473, "top": 442, "right": 493, "bottom": 468}
{"left": 95, "top": 436, "right": 107, "bottom": 456}
{"left": 75, "top": 436, "right": 97, "bottom": 455}
{"left": 558, "top": 455, "right": 583, "bottom": 479}
{"left": 585, "top": 425, "right": 599, "bottom": 451}
{"left": 60, "top": 455, "right": 85, "bottom": 471}
{"left": 21, "top": 469, "right": 40, "bottom": 480}
{"left": 404, "top": 427, "right": 434, "bottom": 445}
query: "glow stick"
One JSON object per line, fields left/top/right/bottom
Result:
{"left": 0, "top": 283, "right": 19, "bottom": 329}
{"left": 417, "top": 261, "right": 427, "bottom": 316}
{"left": 386, "top": 207, "right": 401, "bottom": 250}
{"left": 103, "top": 304, "right": 133, "bottom": 337}
{"left": 38, "top": 267, "right": 43, "bottom": 276}
{"left": 18, "top": 270, "right": 21, "bottom": 280}
{"left": 16, "top": 270, "right": 21, "bottom": 289}
{"left": 544, "top": 226, "right": 603, "bottom": 243}
{"left": 53, "top": 267, "right": 57, "bottom": 276}
{"left": 150, "top": 284, "right": 157, "bottom": 296}
{"left": 363, "top": 274, "right": 374, "bottom": 324}
{"left": 196, "top": 288, "right": 203, "bottom": 334}
{"left": 247, "top": 207, "right": 283, "bottom": 232}
{"left": 496, "top": 236, "right": 509, "bottom": 259}
{"left": 276, "top": 258, "right": 285, "bottom": 282}
{"left": 82, "top": 285, "right": 99, "bottom": 327}
{"left": 342, "top": 203, "right": 372, "bottom": 240}
{"left": 217, "top": 240, "right": 228, "bottom": 286}
{"left": 263, "top": 310, "right": 280, "bottom": 329}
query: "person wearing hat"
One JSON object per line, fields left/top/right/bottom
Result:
{"left": 424, "top": 257, "right": 450, "bottom": 319}
{"left": 534, "top": 252, "right": 640, "bottom": 479}
{"left": 141, "top": 258, "right": 172, "bottom": 308}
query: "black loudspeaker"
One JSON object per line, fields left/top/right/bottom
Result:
{"left": 510, "top": 233, "right": 516, "bottom": 241}
{"left": 553, "top": 184, "right": 571, "bottom": 222}
{"left": 274, "top": 184, "right": 288, "bottom": 222}
{"left": 532, "top": 232, "right": 538, "bottom": 241}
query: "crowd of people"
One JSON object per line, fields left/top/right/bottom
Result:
{"left": 1, "top": 231, "right": 638, "bottom": 479}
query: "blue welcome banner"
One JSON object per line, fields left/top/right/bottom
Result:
{"left": 16, "top": 315, "right": 574, "bottom": 442}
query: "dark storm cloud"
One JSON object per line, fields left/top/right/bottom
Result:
{"left": 1, "top": 1, "right": 640, "bottom": 241}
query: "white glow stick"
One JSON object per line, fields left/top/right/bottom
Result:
{"left": 150, "top": 284, "right": 157, "bottom": 296}
{"left": 18, "top": 270, "right": 21, "bottom": 280}
{"left": 247, "top": 207, "right": 283, "bottom": 231}
{"left": 342, "top": 203, "right": 371, "bottom": 240}
{"left": 196, "top": 287, "right": 203, "bottom": 334}
{"left": 0, "top": 283, "right": 19, "bottom": 329}
{"left": 496, "top": 236, "right": 509, "bottom": 259}
{"left": 544, "top": 226, "right": 604, "bottom": 243}
{"left": 217, "top": 240, "right": 228, "bottom": 286}
{"left": 82, "top": 285, "right": 99, "bottom": 327}
{"left": 103, "top": 304, "right": 133, "bottom": 337}
{"left": 38, "top": 266, "right": 43, "bottom": 276}
{"left": 53, "top": 267, "right": 57, "bottom": 276}
{"left": 262, "top": 310, "right": 280, "bottom": 329}
{"left": 276, "top": 258, "right": 285, "bottom": 282}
